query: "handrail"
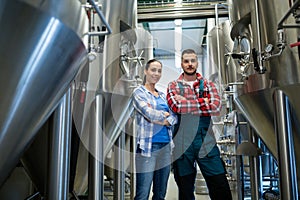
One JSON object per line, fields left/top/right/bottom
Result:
{"left": 278, "top": 0, "right": 300, "bottom": 29}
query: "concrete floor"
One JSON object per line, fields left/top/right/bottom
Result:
{"left": 166, "top": 173, "right": 240, "bottom": 200}
{"left": 105, "top": 172, "right": 212, "bottom": 200}
{"left": 164, "top": 172, "right": 211, "bottom": 200}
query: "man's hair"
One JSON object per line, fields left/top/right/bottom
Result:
{"left": 181, "top": 49, "right": 197, "bottom": 59}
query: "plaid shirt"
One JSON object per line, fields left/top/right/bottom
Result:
{"left": 132, "top": 85, "right": 177, "bottom": 157}
{"left": 167, "top": 73, "right": 221, "bottom": 116}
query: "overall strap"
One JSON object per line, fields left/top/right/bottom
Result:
{"left": 199, "top": 79, "right": 204, "bottom": 91}
{"left": 177, "top": 81, "right": 185, "bottom": 95}
{"left": 198, "top": 79, "right": 204, "bottom": 98}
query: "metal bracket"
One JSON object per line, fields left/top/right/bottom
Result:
{"left": 82, "top": 0, "right": 112, "bottom": 37}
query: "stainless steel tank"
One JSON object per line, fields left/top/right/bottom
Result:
{"left": 0, "top": 0, "right": 88, "bottom": 188}
{"left": 70, "top": 0, "right": 151, "bottom": 196}
{"left": 227, "top": 0, "right": 300, "bottom": 158}
{"left": 94, "top": 0, "right": 149, "bottom": 162}
{"left": 226, "top": 0, "right": 300, "bottom": 197}
{"left": 207, "top": 20, "right": 240, "bottom": 85}
{"left": 99, "top": 0, "right": 138, "bottom": 93}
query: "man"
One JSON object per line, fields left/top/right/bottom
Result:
{"left": 167, "top": 49, "right": 232, "bottom": 200}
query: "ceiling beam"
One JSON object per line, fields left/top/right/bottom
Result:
{"left": 138, "top": 3, "right": 228, "bottom": 22}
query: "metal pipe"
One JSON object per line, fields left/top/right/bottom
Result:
{"left": 254, "top": 0, "right": 264, "bottom": 73}
{"left": 71, "top": 191, "right": 80, "bottom": 200}
{"left": 88, "top": 95, "right": 104, "bottom": 200}
{"left": 278, "top": 0, "right": 300, "bottom": 29}
{"left": 273, "top": 89, "right": 298, "bottom": 200}
{"left": 114, "top": 132, "right": 126, "bottom": 200}
{"left": 215, "top": 3, "right": 222, "bottom": 84}
{"left": 104, "top": 99, "right": 134, "bottom": 157}
{"left": 248, "top": 126, "right": 261, "bottom": 200}
{"left": 83, "top": 0, "right": 112, "bottom": 36}
{"left": 278, "top": 24, "right": 300, "bottom": 28}
{"left": 25, "top": 192, "right": 40, "bottom": 200}
{"left": 235, "top": 114, "right": 243, "bottom": 200}
{"left": 290, "top": 41, "right": 300, "bottom": 48}
{"left": 48, "top": 87, "right": 72, "bottom": 200}
{"left": 262, "top": 47, "right": 284, "bottom": 61}
{"left": 257, "top": 138, "right": 264, "bottom": 199}
{"left": 130, "top": 116, "right": 137, "bottom": 200}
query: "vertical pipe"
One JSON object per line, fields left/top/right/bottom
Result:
{"left": 254, "top": 0, "right": 264, "bottom": 73}
{"left": 114, "top": 132, "right": 125, "bottom": 200}
{"left": 273, "top": 89, "right": 298, "bottom": 200}
{"left": 104, "top": 99, "right": 133, "bottom": 157}
{"left": 215, "top": 4, "right": 222, "bottom": 85}
{"left": 247, "top": 125, "right": 261, "bottom": 200}
{"left": 130, "top": 116, "right": 137, "bottom": 200}
{"left": 235, "top": 113, "right": 244, "bottom": 200}
{"left": 88, "top": 94, "right": 104, "bottom": 200}
{"left": 48, "top": 87, "right": 72, "bottom": 200}
{"left": 257, "top": 138, "right": 263, "bottom": 199}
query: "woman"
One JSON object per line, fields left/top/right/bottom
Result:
{"left": 132, "top": 59, "right": 177, "bottom": 200}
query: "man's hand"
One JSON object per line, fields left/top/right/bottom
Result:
{"left": 203, "top": 97, "right": 209, "bottom": 104}
{"left": 174, "top": 94, "right": 186, "bottom": 101}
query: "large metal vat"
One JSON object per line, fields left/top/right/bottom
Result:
{"left": 207, "top": 20, "right": 240, "bottom": 85}
{"left": 225, "top": 0, "right": 300, "bottom": 197}
{"left": 0, "top": 0, "right": 88, "bottom": 190}
{"left": 227, "top": 0, "right": 300, "bottom": 159}
{"left": 70, "top": 0, "right": 153, "bottom": 197}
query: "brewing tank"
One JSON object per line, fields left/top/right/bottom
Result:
{"left": 207, "top": 20, "right": 240, "bottom": 85}
{"left": 226, "top": 0, "right": 300, "bottom": 159}
{"left": 70, "top": 0, "right": 152, "bottom": 195}
{"left": 0, "top": 0, "right": 88, "bottom": 187}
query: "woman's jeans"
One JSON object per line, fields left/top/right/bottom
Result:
{"left": 134, "top": 143, "right": 171, "bottom": 200}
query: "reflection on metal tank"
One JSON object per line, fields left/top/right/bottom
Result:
{"left": 71, "top": 0, "right": 151, "bottom": 195}
{"left": 95, "top": 1, "right": 134, "bottom": 161}
{"left": 207, "top": 20, "right": 240, "bottom": 85}
{"left": 228, "top": 0, "right": 254, "bottom": 31}
{"left": 100, "top": 0, "right": 139, "bottom": 93}
{"left": 226, "top": 0, "right": 300, "bottom": 159}
{"left": 258, "top": 0, "right": 299, "bottom": 85}
{"left": 0, "top": 0, "right": 88, "bottom": 187}
{"left": 95, "top": 0, "right": 151, "bottom": 160}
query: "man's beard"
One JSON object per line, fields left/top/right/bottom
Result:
{"left": 183, "top": 69, "right": 197, "bottom": 76}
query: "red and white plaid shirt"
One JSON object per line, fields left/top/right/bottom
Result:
{"left": 167, "top": 73, "right": 221, "bottom": 116}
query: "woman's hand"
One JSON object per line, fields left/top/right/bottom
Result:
{"left": 164, "top": 112, "right": 170, "bottom": 117}
{"left": 153, "top": 116, "right": 170, "bottom": 126}
{"left": 162, "top": 119, "right": 170, "bottom": 126}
